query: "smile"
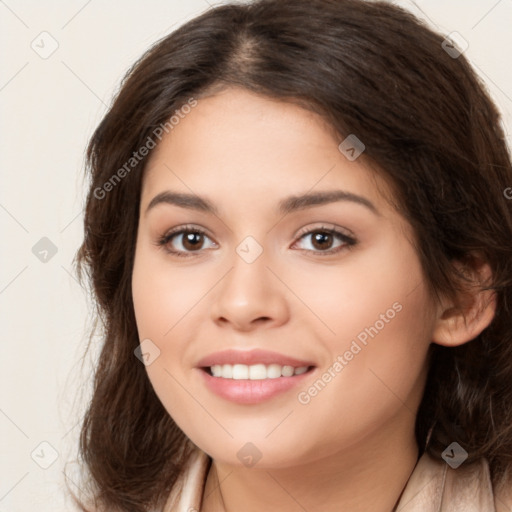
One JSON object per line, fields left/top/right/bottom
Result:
{"left": 198, "top": 364, "right": 316, "bottom": 404}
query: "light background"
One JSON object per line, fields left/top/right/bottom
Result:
{"left": 1, "top": 1, "right": 511, "bottom": 510}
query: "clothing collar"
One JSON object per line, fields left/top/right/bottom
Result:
{"left": 164, "top": 448, "right": 498, "bottom": 512}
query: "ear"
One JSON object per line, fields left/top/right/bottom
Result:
{"left": 432, "top": 256, "right": 497, "bottom": 347}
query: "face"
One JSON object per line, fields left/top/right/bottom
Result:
{"left": 132, "top": 87, "right": 437, "bottom": 469}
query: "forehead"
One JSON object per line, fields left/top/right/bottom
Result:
{"left": 140, "top": 87, "right": 393, "bottom": 214}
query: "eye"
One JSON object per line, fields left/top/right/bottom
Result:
{"left": 156, "top": 225, "right": 217, "bottom": 257}
{"left": 156, "top": 224, "right": 357, "bottom": 258}
{"left": 292, "top": 225, "right": 357, "bottom": 255}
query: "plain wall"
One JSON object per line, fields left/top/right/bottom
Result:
{"left": 1, "top": 1, "right": 511, "bottom": 510}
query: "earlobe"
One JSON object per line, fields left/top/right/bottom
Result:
{"left": 431, "top": 260, "right": 497, "bottom": 347}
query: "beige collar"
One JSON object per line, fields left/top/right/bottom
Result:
{"left": 164, "top": 448, "right": 501, "bottom": 512}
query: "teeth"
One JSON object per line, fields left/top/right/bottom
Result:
{"left": 233, "top": 364, "right": 248, "bottom": 379}
{"left": 209, "top": 363, "right": 310, "bottom": 379}
{"left": 294, "top": 366, "right": 308, "bottom": 375}
{"left": 221, "top": 364, "right": 233, "bottom": 378}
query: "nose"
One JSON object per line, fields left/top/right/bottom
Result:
{"left": 210, "top": 248, "right": 290, "bottom": 332}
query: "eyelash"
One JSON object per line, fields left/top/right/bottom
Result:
{"left": 156, "top": 224, "right": 357, "bottom": 258}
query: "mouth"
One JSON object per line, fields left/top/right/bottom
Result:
{"left": 197, "top": 363, "right": 317, "bottom": 405}
{"left": 195, "top": 349, "right": 317, "bottom": 404}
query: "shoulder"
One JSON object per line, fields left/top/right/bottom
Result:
{"left": 441, "top": 455, "right": 512, "bottom": 512}
{"left": 494, "top": 473, "right": 512, "bottom": 512}
{"left": 162, "top": 447, "right": 211, "bottom": 512}
{"left": 397, "top": 450, "right": 511, "bottom": 511}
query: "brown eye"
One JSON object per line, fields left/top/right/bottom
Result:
{"left": 180, "top": 231, "right": 206, "bottom": 251}
{"left": 310, "top": 232, "right": 334, "bottom": 250}
{"left": 294, "top": 227, "right": 356, "bottom": 255}
{"left": 157, "top": 226, "right": 217, "bottom": 257}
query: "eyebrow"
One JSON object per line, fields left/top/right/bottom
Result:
{"left": 145, "top": 189, "right": 380, "bottom": 216}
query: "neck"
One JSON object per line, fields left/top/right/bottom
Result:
{"left": 201, "top": 408, "right": 420, "bottom": 512}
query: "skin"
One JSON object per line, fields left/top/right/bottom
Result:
{"left": 131, "top": 87, "right": 496, "bottom": 512}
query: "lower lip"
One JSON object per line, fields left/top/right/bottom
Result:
{"left": 198, "top": 367, "right": 315, "bottom": 404}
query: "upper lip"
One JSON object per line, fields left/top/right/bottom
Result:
{"left": 196, "top": 349, "right": 315, "bottom": 368}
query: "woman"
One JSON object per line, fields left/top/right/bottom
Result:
{"left": 73, "top": 0, "right": 512, "bottom": 510}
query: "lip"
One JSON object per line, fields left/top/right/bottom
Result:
{"left": 196, "top": 348, "right": 315, "bottom": 368}
{"left": 195, "top": 349, "right": 317, "bottom": 405}
{"left": 197, "top": 366, "right": 316, "bottom": 404}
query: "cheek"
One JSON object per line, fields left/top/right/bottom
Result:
{"left": 289, "top": 230, "right": 430, "bottom": 356}
{"left": 131, "top": 245, "right": 209, "bottom": 437}
{"left": 293, "top": 241, "right": 433, "bottom": 446}
{"left": 132, "top": 244, "right": 213, "bottom": 343}
{"left": 326, "top": 236, "right": 432, "bottom": 385}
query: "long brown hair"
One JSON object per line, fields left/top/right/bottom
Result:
{"left": 73, "top": 0, "right": 512, "bottom": 510}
